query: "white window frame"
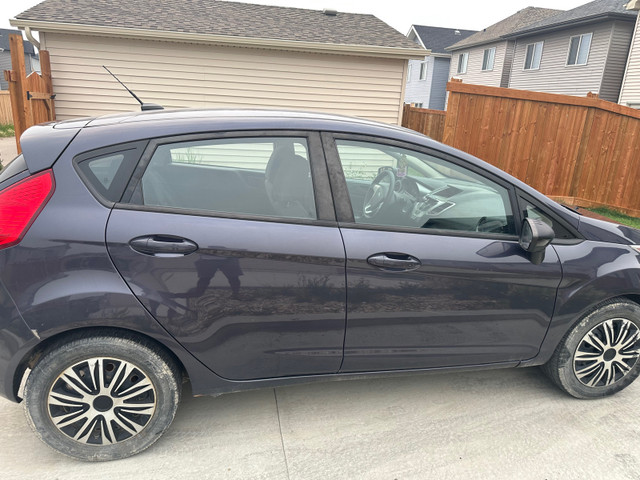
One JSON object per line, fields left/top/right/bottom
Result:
{"left": 481, "top": 47, "right": 496, "bottom": 71}
{"left": 457, "top": 52, "right": 469, "bottom": 74}
{"left": 407, "top": 63, "right": 412, "bottom": 81}
{"left": 566, "top": 33, "right": 593, "bottom": 66}
{"left": 419, "top": 61, "right": 428, "bottom": 80}
{"left": 524, "top": 41, "right": 544, "bottom": 70}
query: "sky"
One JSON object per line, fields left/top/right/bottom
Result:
{"left": 1, "top": 0, "right": 593, "bottom": 37}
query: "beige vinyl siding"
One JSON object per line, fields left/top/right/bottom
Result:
{"left": 619, "top": 15, "right": 640, "bottom": 107}
{"left": 449, "top": 41, "right": 507, "bottom": 87}
{"left": 40, "top": 32, "right": 406, "bottom": 124}
{"left": 600, "top": 21, "right": 634, "bottom": 103}
{"left": 509, "top": 22, "right": 627, "bottom": 99}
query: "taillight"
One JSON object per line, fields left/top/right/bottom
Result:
{"left": 0, "top": 170, "right": 55, "bottom": 249}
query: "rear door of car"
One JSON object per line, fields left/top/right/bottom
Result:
{"left": 321, "top": 133, "right": 564, "bottom": 372}
{"left": 103, "top": 131, "right": 346, "bottom": 380}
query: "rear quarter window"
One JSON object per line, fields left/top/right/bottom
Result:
{"left": 74, "top": 141, "right": 147, "bottom": 204}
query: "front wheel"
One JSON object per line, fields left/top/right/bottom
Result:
{"left": 542, "top": 300, "right": 640, "bottom": 398}
{"left": 23, "top": 334, "right": 181, "bottom": 461}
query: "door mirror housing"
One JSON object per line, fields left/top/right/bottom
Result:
{"left": 519, "top": 217, "right": 554, "bottom": 265}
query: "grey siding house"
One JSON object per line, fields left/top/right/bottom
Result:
{"left": 404, "top": 25, "right": 475, "bottom": 110}
{"left": 446, "top": 8, "right": 560, "bottom": 88}
{"left": 0, "top": 29, "right": 40, "bottom": 90}
{"left": 505, "top": 0, "right": 637, "bottom": 103}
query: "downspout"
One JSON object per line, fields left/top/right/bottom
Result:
{"left": 24, "top": 27, "right": 40, "bottom": 50}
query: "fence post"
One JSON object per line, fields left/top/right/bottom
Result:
{"left": 39, "top": 50, "right": 56, "bottom": 120}
{"left": 4, "top": 34, "right": 29, "bottom": 154}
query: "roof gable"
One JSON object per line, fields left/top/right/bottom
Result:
{"left": 410, "top": 25, "right": 477, "bottom": 55}
{"left": 506, "top": 0, "right": 637, "bottom": 38}
{"left": 14, "top": 0, "right": 421, "bottom": 50}
{"left": 447, "top": 7, "right": 562, "bottom": 50}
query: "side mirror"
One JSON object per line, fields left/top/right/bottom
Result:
{"left": 519, "top": 217, "right": 555, "bottom": 265}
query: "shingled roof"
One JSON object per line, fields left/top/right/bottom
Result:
{"left": 410, "top": 25, "right": 477, "bottom": 55}
{"left": 447, "top": 7, "right": 562, "bottom": 50}
{"left": 505, "top": 0, "right": 637, "bottom": 38}
{"left": 13, "top": 0, "right": 422, "bottom": 52}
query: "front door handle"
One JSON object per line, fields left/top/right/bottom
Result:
{"left": 130, "top": 235, "right": 199, "bottom": 256}
{"left": 367, "top": 253, "right": 422, "bottom": 272}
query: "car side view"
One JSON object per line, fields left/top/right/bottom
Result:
{"left": 1, "top": 109, "right": 640, "bottom": 461}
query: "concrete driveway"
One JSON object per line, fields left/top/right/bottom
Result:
{"left": 1, "top": 367, "right": 640, "bottom": 479}
{"left": 0, "top": 137, "right": 18, "bottom": 165}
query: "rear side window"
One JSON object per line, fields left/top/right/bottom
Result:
{"left": 128, "top": 136, "right": 317, "bottom": 220}
{"left": 0, "top": 154, "right": 28, "bottom": 183}
{"left": 75, "top": 142, "right": 147, "bottom": 203}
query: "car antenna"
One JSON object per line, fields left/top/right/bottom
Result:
{"left": 102, "top": 65, "right": 164, "bottom": 111}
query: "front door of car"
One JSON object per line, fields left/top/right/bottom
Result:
{"left": 322, "top": 134, "right": 563, "bottom": 372}
{"left": 106, "top": 133, "right": 346, "bottom": 380}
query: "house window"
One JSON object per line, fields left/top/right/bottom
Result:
{"left": 482, "top": 47, "right": 496, "bottom": 71}
{"left": 567, "top": 33, "right": 592, "bottom": 66}
{"left": 524, "top": 41, "right": 543, "bottom": 70}
{"left": 419, "top": 62, "right": 428, "bottom": 80}
{"left": 457, "top": 53, "right": 468, "bottom": 74}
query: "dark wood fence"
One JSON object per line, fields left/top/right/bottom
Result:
{"left": 402, "top": 104, "right": 446, "bottom": 142}
{"left": 403, "top": 80, "right": 640, "bottom": 217}
{"left": 3, "top": 34, "right": 55, "bottom": 154}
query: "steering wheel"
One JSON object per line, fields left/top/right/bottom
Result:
{"left": 363, "top": 169, "right": 396, "bottom": 219}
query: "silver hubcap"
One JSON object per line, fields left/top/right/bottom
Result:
{"left": 47, "top": 358, "right": 156, "bottom": 445}
{"left": 573, "top": 318, "right": 640, "bottom": 387}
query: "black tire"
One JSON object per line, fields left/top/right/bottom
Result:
{"left": 23, "top": 334, "right": 181, "bottom": 461}
{"left": 542, "top": 299, "right": 640, "bottom": 399}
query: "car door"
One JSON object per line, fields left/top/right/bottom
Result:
{"left": 322, "top": 133, "right": 564, "bottom": 373}
{"left": 106, "top": 132, "right": 346, "bottom": 380}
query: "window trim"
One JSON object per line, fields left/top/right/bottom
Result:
{"left": 523, "top": 41, "right": 544, "bottom": 71}
{"left": 320, "top": 131, "right": 521, "bottom": 241}
{"left": 481, "top": 47, "right": 496, "bottom": 72}
{"left": 457, "top": 52, "right": 469, "bottom": 74}
{"left": 566, "top": 32, "right": 593, "bottom": 66}
{"left": 120, "top": 130, "right": 337, "bottom": 223}
{"left": 419, "top": 61, "right": 428, "bottom": 80}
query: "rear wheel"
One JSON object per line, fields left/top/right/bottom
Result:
{"left": 543, "top": 300, "right": 640, "bottom": 398}
{"left": 24, "top": 335, "right": 181, "bottom": 461}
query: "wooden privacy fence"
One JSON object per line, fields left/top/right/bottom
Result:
{"left": 401, "top": 104, "right": 446, "bottom": 142}
{"left": 3, "top": 34, "right": 55, "bottom": 154}
{"left": 403, "top": 80, "right": 640, "bottom": 217}
{"left": 0, "top": 92, "right": 11, "bottom": 124}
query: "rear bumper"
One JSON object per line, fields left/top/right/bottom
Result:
{"left": 0, "top": 280, "right": 37, "bottom": 402}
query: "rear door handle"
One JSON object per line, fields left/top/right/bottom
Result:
{"left": 130, "top": 235, "right": 198, "bottom": 256}
{"left": 367, "top": 253, "right": 422, "bottom": 272}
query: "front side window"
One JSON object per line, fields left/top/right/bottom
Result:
{"left": 524, "top": 41, "right": 544, "bottom": 70}
{"left": 334, "top": 139, "right": 515, "bottom": 235}
{"left": 129, "top": 137, "right": 316, "bottom": 220}
{"left": 567, "top": 33, "right": 592, "bottom": 66}
{"left": 419, "top": 62, "right": 428, "bottom": 80}
{"left": 457, "top": 52, "right": 469, "bottom": 74}
{"left": 482, "top": 47, "right": 496, "bottom": 71}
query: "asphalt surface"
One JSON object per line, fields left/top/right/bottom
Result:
{"left": 2, "top": 367, "right": 640, "bottom": 479}
{"left": 0, "top": 137, "right": 18, "bottom": 166}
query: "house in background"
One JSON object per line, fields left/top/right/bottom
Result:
{"left": 0, "top": 29, "right": 40, "bottom": 90}
{"left": 404, "top": 25, "right": 476, "bottom": 110}
{"left": 504, "top": 0, "right": 637, "bottom": 103}
{"left": 11, "top": 0, "right": 425, "bottom": 124}
{"left": 619, "top": 0, "right": 640, "bottom": 107}
{"left": 446, "top": 7, "right": 560, "bottom": 88}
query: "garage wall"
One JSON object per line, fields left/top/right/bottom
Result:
{"left": 39, "top": 32, "right": 407, "bottom": 124}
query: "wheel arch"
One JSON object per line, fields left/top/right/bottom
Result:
{"left": 11, "top": 326, "right": 191, "bottom": 403}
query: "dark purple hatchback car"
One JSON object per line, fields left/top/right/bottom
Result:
{"left": 2, "top": 109, "right": 640, "bottom": 461}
